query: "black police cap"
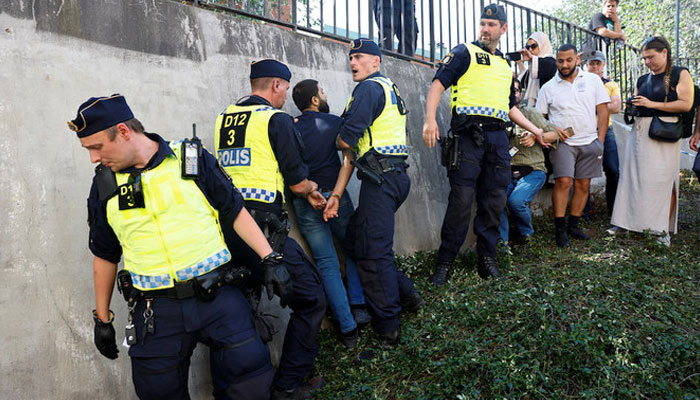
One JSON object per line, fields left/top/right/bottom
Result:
{"left": 481, "top": 4, "right": 507, "bottom": 22}
{"left": 250, "top": 59, "right": 292, "bottom": 81}
{"left": 68, "top": 94, "right": 134, "bottom": 138}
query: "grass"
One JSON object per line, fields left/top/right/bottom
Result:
{"left": 311, "top": 171, "right": 700, "bottom": 399}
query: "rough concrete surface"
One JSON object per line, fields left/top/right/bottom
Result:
{"left": 1, "top": 0, "right": 696, "bottom": 398}
{"left": 0, "top": 1, "right": 451, "bottom": 398}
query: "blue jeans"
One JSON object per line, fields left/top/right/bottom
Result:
{"left": 292, "top": 192, "right": 365, "bottom": 333}
{"left": 499, "top": 170, "right": 546, "bottom": 242}
{"left": 693, "top": 151, "right": 700, "bottom": 180}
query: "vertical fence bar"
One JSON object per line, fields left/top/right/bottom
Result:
{"left": 455, "top": 0, "right": 460, "bottom": 46}
{"left": 292, "top": 0, "right": 297, "bottom": 29}
{"left": 439, "top": 0, "right": 443, "bottom": 59}
{"left": 462, "top": 0, "right": 467, "bottom": 44}
{"left": 416, "top": 0, "right": 425, "bottom": 60}
{"left": 320, "top": 0, "right": 324, "bottom": 32}
{"left": 346, "top": 0, "right": 349, "bottom": 37}
{"left": 368, "top": 0, "right": 373, "bottom": 41}
{"left": 447, "top": 0, "right": 452, "bottom": 52}
{"left": 472, "top": 0, "right": 476, "bottom": 40}
{"left": 357, "top": 0, "right": 362, "bottom": 38}
{"left": 306, "top": 0, "right": 310, "bottom": 28}
{"left": 333, "top": 0, "right": 337, "bottom": 35}
{"left": 430, "top": 0, "right": 435, "bottom": 62}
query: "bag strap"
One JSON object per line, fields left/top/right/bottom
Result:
{"left": 646, "top": 72, "right": 669, "bottom": 107}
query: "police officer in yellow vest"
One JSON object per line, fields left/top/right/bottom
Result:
{"left": 214, "top": 59, "right": 327, "bottom": 400}
{"left": 74, "top": 94, "right": 282, "bottom": 399}
{"left": 422, "top": 5, "right": 546, "bottom": 284}
{"left": 336, "top": 39, "right": 424, "bottom": 349}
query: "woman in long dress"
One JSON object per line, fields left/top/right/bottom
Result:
{"left": 610, "top": 36, "right": 695, "bottom": 245}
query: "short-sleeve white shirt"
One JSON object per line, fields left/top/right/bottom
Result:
{"left": 536, "top": 68, "right": 610, "bottom": 146}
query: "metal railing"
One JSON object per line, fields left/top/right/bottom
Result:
{"left": 192, "top": 0, "right": 699, "bottom": 98}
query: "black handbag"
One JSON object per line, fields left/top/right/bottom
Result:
{"left": 645, "top": 73, "right": 683, "bottom": 142}
{"left": 648, "top": 114, "right": 683, "bottom": 142}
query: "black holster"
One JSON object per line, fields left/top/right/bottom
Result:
{"left": 440, "top": 129, "right": 461, "bottom": 171}
{"left": 249, "top": 209, "right": 290, "bottom": 253}
{"left": 353, "top": 151, "right": 407, "bottom": 185}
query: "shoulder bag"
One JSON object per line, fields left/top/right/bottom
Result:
{"left": 647, "top": 73, "right": 683, "bottom": 142}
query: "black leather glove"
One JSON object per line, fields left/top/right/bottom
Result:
{"left": 93, "top": 310, "right": 119, "bottom": 360}
{"left": 260, "top": 252, "right": 292, "bottom": 307}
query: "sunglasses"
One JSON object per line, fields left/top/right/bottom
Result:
{"left": 525, "top": 43, "right": 539, "bottom": 51}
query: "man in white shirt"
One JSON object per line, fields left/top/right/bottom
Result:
{"left": 537, "top": 44, "right": 610, "bottom": 247}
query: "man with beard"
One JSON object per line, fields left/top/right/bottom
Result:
{"left": 423, "top": 4, "right": 546, "bottom": 285}
{"left": 290, "top": 79, "right": 371, "bottom": 348}
{"left": 536, "top": 44, "right": 610, "bottom": 247}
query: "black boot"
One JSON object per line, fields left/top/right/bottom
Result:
{"left": 430, "top": 261, "right": 453, "bottom": 287}
{"left": 379, "top": 327, "right": 401, "bottom": 349}
{"left": 400, "top": 291, "right": 425, "bottom": 313}
{"left": 477, "top": 256, "right": 502, "bottom": 280}
{"left": 555, "top": 217, "right": 570, "bottom": 247}
{"left": 567, "top": 215, "right": 591, "bottom": 240}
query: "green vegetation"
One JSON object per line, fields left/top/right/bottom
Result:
{"left": 313, "top": 172, "right": 700, "bottom": 399}
{"left": 550, "top": 0, "right": 700, "bottom": 58}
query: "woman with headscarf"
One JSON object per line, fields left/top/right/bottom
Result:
{"left": 516, "top": 32, "right": 557, "bottom": 107}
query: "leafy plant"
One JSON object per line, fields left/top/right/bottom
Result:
{"left": 312, "top": 171, "right": 700, "bottom": 399}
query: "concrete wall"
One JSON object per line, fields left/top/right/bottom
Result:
{"left": 0, "top": 1, "right": 456, "bottom": 398}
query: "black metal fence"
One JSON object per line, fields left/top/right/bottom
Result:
{"left": 194, "top": 0, "right": 698, "bottom": 98}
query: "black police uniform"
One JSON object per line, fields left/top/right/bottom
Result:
{"left": 87, "top": 133, "right": 274, "bottom": 400}
{"left": 219, "top": 95, "right": 327, "bottom": 394}
{"left": 432, "top": 40, "right": 517, "bottom": 279}
{"left": 339, "top": 71, "right": 419, "bottom": 338}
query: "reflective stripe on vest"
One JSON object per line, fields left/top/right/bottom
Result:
{"left": 451, "top": 43, "right": 512, "bottom": 122}
{"left": 349, "top": 76, "right": 408, "bottom": 158}
{"left": 214, "top": 104, "right": 286, "bottom": 204}
{"left": 106, "top": 141, "right": 231, "bottom": 291}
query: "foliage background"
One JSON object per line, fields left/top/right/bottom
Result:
{"left": 548, "top": 0, "right": 700, "bottom": 58}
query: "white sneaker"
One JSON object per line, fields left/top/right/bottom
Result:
{"left": 605, "top": 225, "right": 626, "bottom": 236}
{"left": 656, "top": 233, "right": 671, "bottom": 247}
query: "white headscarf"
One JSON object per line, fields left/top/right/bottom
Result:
{"left": 520, "top": 32, "right": 553, "bottom": 106}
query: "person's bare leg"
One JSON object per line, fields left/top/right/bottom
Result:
{"left": 552, "top": 177, "right": 573, "bottom": 217}
{"left": 570, "top": 178, "right": 591, "bottom": 216}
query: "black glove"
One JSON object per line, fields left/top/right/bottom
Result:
{"left": 93, "top": 310, "right": 119, "bottom": 360}
{"left": 260, "top": 252, "right": 292, "bottom": 307}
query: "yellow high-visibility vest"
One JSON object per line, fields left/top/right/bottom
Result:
{"left": 215, "top": 104, "right": 286, "bottom": 203}
{"left": 106, "top": 141, "right": 230, "bottom": 291}
{"left": 451, "top": 43, "right": 512, "bottom": 121}
{"left": 349, "top": 76, "right": 408, "bottom": 158}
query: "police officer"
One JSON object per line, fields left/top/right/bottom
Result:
{"left": 214, "top": 59, "right": 327, "bottom": 399}
{"left": 422, "top": 5, "right": 545, "bottom": 285}
{"left": 337, "top": 38, "right": 424, "bottom": 348}
{"left": 74, "top": 94, "right": 278, "bottom": 399}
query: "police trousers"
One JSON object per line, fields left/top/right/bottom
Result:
{"left": 227, "top": 230, "right": 326, "bottom": 392}
{"left": 346, "top": 165, "right": 417, "bottom": 334}
{"left": 127, "top": 285, "right": 273, "bottom": 400}
{"left": 438, "top": 129, "right": 511, "bottom": 261}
